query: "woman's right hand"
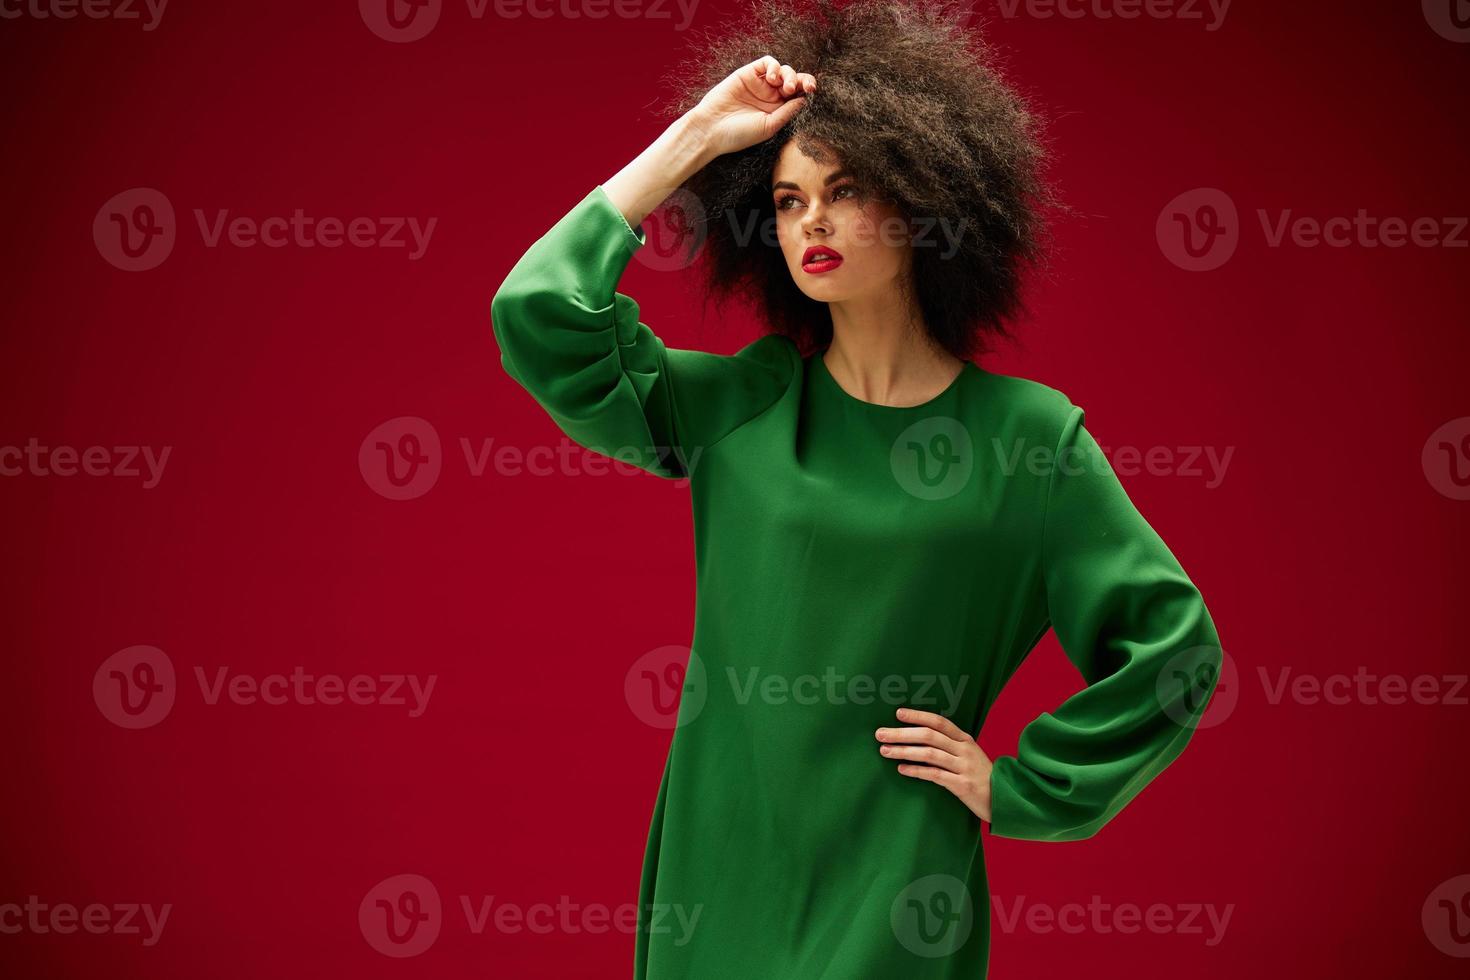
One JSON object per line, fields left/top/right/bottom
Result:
{"left": 686, "top": 56, "right": 817, "bottom": 159}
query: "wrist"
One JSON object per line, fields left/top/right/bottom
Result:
{"left": 669, "top": 112, "right": 718, "bottom": 170}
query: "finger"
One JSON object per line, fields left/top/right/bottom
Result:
{"left": 744, "top": 57, "right": 788, "bottom": 104}
{"left": 778, "top": 64, "right": 797, "bottom": 93}
{"left": 879, "top": 743, "right": 963, "bottom": 772}
{"left": 764, "top": 94, "right": 805, "bottom": 130}
{"left": 875, "top": 724, "right": 965, "bottom": 754}
{"left": 896, "top": 706, "right": 971, "bottom": 744}
{"left": 748, "top": 56, "right": 778, "bottom": 89}
{"left": 796, "top": 72, "right": 817, "bottom": 93}
{"left": 896, "top": 764, "right": 963, "bottom": 790}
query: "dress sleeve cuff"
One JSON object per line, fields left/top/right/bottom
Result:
{"left": 592, "top": 184, "right": 648, "bottom": 255}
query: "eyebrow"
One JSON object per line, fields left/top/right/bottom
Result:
{"left": 771, "top": 170, "right": 852, "bottom": 193}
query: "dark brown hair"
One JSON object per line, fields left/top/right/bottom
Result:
{"left": 659, "top": 0, "right": 1062, "bottom": 360}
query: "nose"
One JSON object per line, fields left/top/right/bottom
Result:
{"left": 801, "top": 202, "right": 831, "bottom": 238}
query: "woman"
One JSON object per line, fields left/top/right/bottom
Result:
{"left": 490, "top": 1, "right": 1222, "bottom": 976}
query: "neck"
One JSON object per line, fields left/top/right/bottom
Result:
{"left": 823, "top": 297, "right": 965, "bottom": 407}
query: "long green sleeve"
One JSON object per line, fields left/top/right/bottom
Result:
{"left": 988, "top": 406, "right": 1223, "bottom": 841}
{"left": 490, "top": 184, "right": 795, "bottom": 481}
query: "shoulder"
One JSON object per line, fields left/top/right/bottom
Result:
{"left": 971, "top": 366, "right": 1084, "bottom": 448}
{"left": 663, "top": 332, "right": 800, "bottom": 390}
{"left": 660, "top": 333, "right": 800, "bottom": 450}
{"left": 735, "top": 332, "right": 802, "bottom": 375}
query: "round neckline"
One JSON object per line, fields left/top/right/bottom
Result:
{"left": 814, "top": 350, "right": 973, "bottom": 411}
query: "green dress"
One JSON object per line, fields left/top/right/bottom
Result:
{"left": 490, "top": 184, "right": 1223, "bottom": 978}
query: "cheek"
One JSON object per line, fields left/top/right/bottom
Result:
{"left": 849, "top": 209, "right": 910, "bottom": 255}
{"left": 776, "top": 217, "right": 801, "bottom": 262}
{"left": 848, "top": 216, "right": 911, "bottom": 277}
{"left": 849, "top": 208, "right": 882, "bottom": 242}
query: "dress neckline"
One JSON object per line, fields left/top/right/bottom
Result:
{"left": 813, "top": 350, "right": 973, "bottom": 412}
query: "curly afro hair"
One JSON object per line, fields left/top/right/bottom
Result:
{"left": 657, "top": 0, "right": 1061, "bottom": 361}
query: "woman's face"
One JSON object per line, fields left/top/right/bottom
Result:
{"left": 770, "top": 140, "right": 912, "bottom": 305}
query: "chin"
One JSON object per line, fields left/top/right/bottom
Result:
{"left": 790, "top": 273, "right": 850, "bottom": 303}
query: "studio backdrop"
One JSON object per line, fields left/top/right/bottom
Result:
{"left": 2, "top": 1, "right": 1467, "bottom": 978}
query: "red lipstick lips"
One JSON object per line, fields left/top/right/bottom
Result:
{"left": 801, "top": 245, "right": 844, "bottom": 274}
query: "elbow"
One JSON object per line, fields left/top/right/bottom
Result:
{"left": 490, "top": 281, "right": 536, "bottom": 383}
{"left": 489, "top": 282, "right": 520, "bottom": 352}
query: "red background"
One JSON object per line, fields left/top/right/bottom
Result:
{"left": 3, "top": 0, "right": 1468, "bottom": 976}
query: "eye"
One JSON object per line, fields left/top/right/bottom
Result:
{"left": 774, "top": 184, "right": 859, "bottom": 211}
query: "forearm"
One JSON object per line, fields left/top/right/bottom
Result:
{"left": 601, "top": 113, "right": 718, "bottom": 231}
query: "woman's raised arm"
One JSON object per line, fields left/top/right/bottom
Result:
{"left": 489, "top": 57, "right": 816, "bottom": 480}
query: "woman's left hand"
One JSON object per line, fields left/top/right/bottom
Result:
{"left": 876, "top": 707, "right": 994, "bottom": 823}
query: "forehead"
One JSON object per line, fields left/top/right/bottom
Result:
{"left": 771, "top": 139, "right": 844, "bottom": 184}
